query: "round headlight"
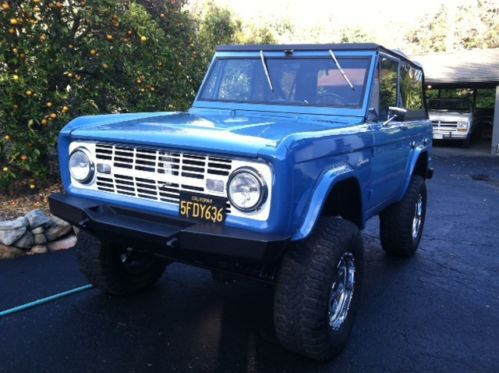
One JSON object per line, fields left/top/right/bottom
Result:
{"left": 228, "top": 167, "right": 267, "bottom": 212}
{"left": 457, "top": 121, "right": 469, "bottom": 128}
{"left": 69, "top": 148, "right": 94, "bottom": 183}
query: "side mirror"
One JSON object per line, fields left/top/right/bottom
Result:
{"left": 384, "top": 106, "right": 407, "bottom": 125}
{"left": 366, "top": 107, "right": 378, "bottom": 123}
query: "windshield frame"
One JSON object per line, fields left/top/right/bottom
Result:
{"left": 193, "top": 50, "right": 376, "bottom": 117}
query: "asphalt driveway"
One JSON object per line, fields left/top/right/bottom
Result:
{"left": 1, "top": 149, "right": 498, "bottom": 372}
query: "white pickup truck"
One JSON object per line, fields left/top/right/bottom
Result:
{"left": 429, "top": 98, "right": 474, "bottom": 146}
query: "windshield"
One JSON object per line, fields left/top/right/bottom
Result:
{"left": 429, "top": 99, "right": 470, "bottom": 112}
{"left": 199, "top": 57, "right": 371, "bottom": 108}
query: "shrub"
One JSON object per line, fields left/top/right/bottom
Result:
{"left": 0, "top": 0, "right": 276, "bottom": 194}
{"left": 0, "top": 0, "right": 203, "bottom": 193}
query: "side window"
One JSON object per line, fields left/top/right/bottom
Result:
{"left": 379, "top": 57, "right": 398, "bottom": 121}
{"left": 400, "top": 63, "right": 425, "bottom": 119}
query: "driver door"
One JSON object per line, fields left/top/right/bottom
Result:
{"left": 368, "top": 55, "right": 412, "bottom": 211}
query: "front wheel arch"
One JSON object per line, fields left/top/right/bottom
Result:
{"left": 292, "top": 172, "right": 364, "bottom": 241}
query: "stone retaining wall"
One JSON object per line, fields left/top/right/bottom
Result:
{"left": 0, "top": 209, "right": 76, "bottom": 258}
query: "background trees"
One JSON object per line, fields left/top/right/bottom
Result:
{"left": 0, "top": 0, "right": 270, "bottom": 193}
{"left": 405, "top": 0, "right": 498, "bottom": 53}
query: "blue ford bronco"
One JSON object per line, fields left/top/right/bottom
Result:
{"left": 49, "top": 43, "right": 433, "bottom": 361}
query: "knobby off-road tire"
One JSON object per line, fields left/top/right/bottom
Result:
{"left": 76, "top": 231, "right": 169, "bottom": 295}
{"left": 380, "top": 175, "right": 427, "bottom": 257}
{"left": 274, "top": 217, "right": 364, "bottom": 361}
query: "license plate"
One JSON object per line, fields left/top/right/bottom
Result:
{"left": 433, "top": 133, "right": 443, "bottom": 139}
{"left": 179, "top": 192, "right": 226, "bottom": 224}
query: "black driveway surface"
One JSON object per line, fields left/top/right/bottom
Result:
{"left": 1, "top": 150, "right": 498, "bottom": 372}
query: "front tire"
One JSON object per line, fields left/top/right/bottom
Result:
{"left": 380, "top": 175, "right": 427, "bottom": 257}
{"left": 76, "top": 231, "right": 169, "bottom": 295}
{"left": 274, "top": 217, "right": 364, "bottom": 361}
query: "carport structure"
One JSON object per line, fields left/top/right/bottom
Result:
{"left": 413, "top": 48, "right": 499, "bottom": 155}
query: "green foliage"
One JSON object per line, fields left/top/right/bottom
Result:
{"left": 0, "top": 0, "right": 274, "bottom": 193}
{"left": 340, "top": 28, "right": 369, "bottom": 43}
{"left": 405, "top": 0, "right": 499, "bottom": 53}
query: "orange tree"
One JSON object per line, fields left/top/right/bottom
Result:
{"left": 0, "top": 0, "right": 207, "bottom": 193}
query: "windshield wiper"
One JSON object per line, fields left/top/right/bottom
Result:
{"left": 260, "top": 50, "right": 274, "bottom": 92}
{"left": 328, "top": 49, "right": 354, "bottom": 90}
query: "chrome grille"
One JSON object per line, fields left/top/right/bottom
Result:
{"left": 432, "top": 120, "right": 458, "bottom": 129}
{"left": 94, "top": 143, "right": 232, "bottom": 211}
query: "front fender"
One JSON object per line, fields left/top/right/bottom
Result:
{"left": 398, "top": 145, "right": 430, "bottom": 201}
{"left": 292, "top": 163, "right": 357, "bottom": 241}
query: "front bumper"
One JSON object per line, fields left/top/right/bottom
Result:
{"left": 48, "top": 193, "right": 289, "bottom": 263}
{"left": 432, "top": 129, "right": 469, "bottom": 140}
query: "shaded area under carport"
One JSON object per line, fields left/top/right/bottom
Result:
{"left": 413, "top": 48, "right": 499, "bottom": 155}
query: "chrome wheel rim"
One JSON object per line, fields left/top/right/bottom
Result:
{"left": 412, "top": 194, "right": 423, "bottom": 240}
{"left": 328, "top": 252, "right": 356, "bottom": 331}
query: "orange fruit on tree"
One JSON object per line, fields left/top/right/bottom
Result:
{"left": 90, "top": 49, "right": 97, "bottom": 56}
{"left": 41, "top": 118, "right": 48, "bottom": 126}
{"left": 2, "top": 167, "right": 8, "bottom": 172}
{"left": 3, "top": 135, "right": 11, "bottom": 141}
{"left": 49, "top": 113, "right": 57, "bottom": 120}
{"left": 101, "top": 63, "right": 108, "bottom": 69}
{"left": 55, "top": 2, "right": 63, "bottom": 8}
{"left": 9, "top": 18, "right": 18, "bottom": 26}
{"left": 8, "top": 28, "right": 15, "bottom": 34}
{"left": 20, "top": 155, "right": 28, "bottom": 161}
{"left": 34, "top": 0, "right": 41, "bottom": 3}
{"left": 29, "top": 183, "right": 36, "bottom": 190}
{"left": 106, "top": 34, "right": 113, "bottom": 41}
{"left": 140, "top": 36, "right": 148, "bottom": 43}
{"left": 26, "top": 90, "right": 33, "bottom": 96}
{"left": 46, "top": 101, "right": 53, "bottom": 108}
{"left": 1, "top": 2, "right": 11, "bottom": 11}
{"left": 62, "top": 105, "right": 69, "bottom": 113}
{"left": 12, "top": 74, "right": 19, "bottom": 81}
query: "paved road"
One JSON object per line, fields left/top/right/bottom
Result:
{"left": 1, "top": 150, "right": 499, "bottom": 372}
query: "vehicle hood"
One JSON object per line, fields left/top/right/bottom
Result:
{"left": 65, "top": 110, "right": 364, "bottom": 159}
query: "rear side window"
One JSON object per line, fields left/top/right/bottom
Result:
{"left": 400, "top": 63, "right": 426, "bottom": 119}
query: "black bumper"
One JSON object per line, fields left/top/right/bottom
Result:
{"left": 48, "top": 193, "right": 289, "bottom": 263}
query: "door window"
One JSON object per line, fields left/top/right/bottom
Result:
{"left": 400, "top": 63, "right": 426, "bottom": 119}
{"left": 379, "top": 57, "right": 398, "bottom": 120}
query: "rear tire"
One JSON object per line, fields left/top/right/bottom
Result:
{"left": 274, "top": 217, "right": 364, "bottom": 361}
{"left": 379, "top": 175, "right": 427, "bottom": 257}
{"left": 76, "top": 231, "right": 169, "bottom": 295}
